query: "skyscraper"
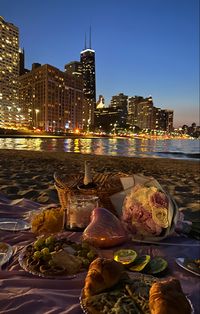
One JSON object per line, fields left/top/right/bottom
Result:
{"left": 0, "top": 16, "right": 21, "bottom": 128}
{"left": 19, "top": 63, "right": 83, "bottom": 132}
{"left": 65, "top": 61, "right": 82, "bottom": 78}
{"left": 80, "top": 29, "right": 96, "bottom": 130}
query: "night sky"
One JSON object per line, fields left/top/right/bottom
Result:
{"left": 1, "top": 0, "right": 199, "bottom": 127}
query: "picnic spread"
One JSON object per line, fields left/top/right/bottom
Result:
{"left": 0, "top": 163, "right": 199, "bottom": 314}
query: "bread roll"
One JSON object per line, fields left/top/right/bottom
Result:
{"left": 83, "top": 257, "right": 125, "bottom": 298}
{"left": 149, "top": 278, "right": 191, "bottom": 314}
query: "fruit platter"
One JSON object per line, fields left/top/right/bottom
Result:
{"left": 19, "top": 235, "right": 98, "bottom": 278}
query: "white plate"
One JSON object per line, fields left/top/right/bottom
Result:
{"left": 0, "top": 218, "right": 30, "bottom": 231}
{"left": 176, "top": 257, "right": 200, "bottom": 277}
{"left": 0, "top": 242, "right": 13, "bottom": 267}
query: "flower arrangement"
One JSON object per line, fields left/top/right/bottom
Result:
{"left": 121, "top": 184, "right": 172, "bottom": 239}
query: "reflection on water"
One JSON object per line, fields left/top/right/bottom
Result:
{"left": 0, "top": 137, "right": 199, "bottom": 160}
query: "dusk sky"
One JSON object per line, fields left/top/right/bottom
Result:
{"left": 1, "top": 0, "right": 199, "bottom": 127}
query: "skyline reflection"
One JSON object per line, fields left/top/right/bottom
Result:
{"left": 0, "top": 137, "right": 199, "bottom": 160}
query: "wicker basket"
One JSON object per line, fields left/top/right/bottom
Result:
{"left": 54, "top": 171, "right": 129, "bottom": 215}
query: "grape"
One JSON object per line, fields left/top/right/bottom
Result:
{"left": 45, "top": 236, "right": 55, "bottom": 246}
{"left": 87, "top": 250, "right": 96, "bottom": 261}
{"left": 34, "top": 238, "right": 45, "bottom": 250}
{"left": 33, "top": 251, "right": 42, "bottom": 260}
{"left": 41, "top": 247, "right": 50, "bottom": 255}
{"left": 41, "top": 247, "right": 51, "bottom": 261}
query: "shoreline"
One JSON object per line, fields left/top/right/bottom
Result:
{"left": 0, "top": 149, "right": 199, "bottom": 222}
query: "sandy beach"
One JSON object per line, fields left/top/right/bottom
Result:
{"left": 0, "top": 149, "right": 199, "bottom": 223}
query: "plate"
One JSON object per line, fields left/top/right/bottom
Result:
{"left": 0, "top": 218, "right": 30, "bottom": 231}
{"left": 0, "top": 242, "right": 13, "bottom": 267}
{"left": 18, "top": 236, "right": 98, "bottom": 278}
{"left": 80, "top": 272, "right": 194, "bottom": 314}
{"left": 176, "top": 258, "right": 200, "bottom": 277}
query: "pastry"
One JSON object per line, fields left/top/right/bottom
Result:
{"left": 149, "top": 278, "right": 191, "bottom": 314}
{"left": 82, "top": 257, "right": 125, "bottom": 298}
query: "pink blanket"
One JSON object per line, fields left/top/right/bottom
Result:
{"left": 0, "top": 194, "right": 199, "bottom": 313}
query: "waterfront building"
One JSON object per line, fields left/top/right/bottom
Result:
{"left": 110, "top": 93, "right": 128, "bottom": 108}
{"left": 110, "top": 93, "right": 128, "bottom": 128}
{"left": 0, "top": 17, "right": 22, "bottom": 129}
{"left": 95, "top": 93, "right": 128, "bottom": 132}
{"left": 127, "top": 96, "right": 154, "bottom": 130}
{"left": 152, "top": 107, "right": 174, "bottom": 132}
{"left": 94, "top": 106, "right": 121, "bottom": 133}
{"left": 18, "top": 63, "right": 83, "bottom": 132}
{"left": 96, "top": 94, "right": 173, "bottom": 133}
{"left": 80, "top": 31, "right": 96, "bottom": 130}
{"left": 163, "top": 109, "right": 174, "bottom": 132}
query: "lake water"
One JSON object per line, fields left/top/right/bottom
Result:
{"left": 0, "top": 137, "right": 199, "bottom": 160}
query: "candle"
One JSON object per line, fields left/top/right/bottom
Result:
{"left": 67, "top": 194, "right": 99, "bottom": 230}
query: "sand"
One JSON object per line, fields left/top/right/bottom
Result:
{"left": 0, "top": 149, "right": 199, "bottom": 224}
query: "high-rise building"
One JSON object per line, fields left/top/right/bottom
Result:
{"left": 19, "top": 64, "right": 84, "bottom": 132}
{"left": 0, "top": 16, "right": 21, "bottom": 128}
{"left": 80, "top": 30, "right": 96, "bottom": 130}
{"left": 65, "top": 61, "right": 82, "bottom": 78}
{"left": 95, "top": 93, "right": 128, "bottom": 132}
{"left": 19, "top": 48, "right": 30, "bottom": 76}
{"left": 153, "top": 108, "right": 174, "bottom": 132}
{"left": 110, "top": 93, "right": 128, "bottom": 128}
{"left": 163, "top": 109, "right": 174, "bottom": 132}
{"left": 95, "top": 93, "right": 173, "bottom": 133}
{"left": 127, "top": 96, "right": 154, "bottom": 129}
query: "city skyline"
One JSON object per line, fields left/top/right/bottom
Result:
{"left": 1, "top": 0, "right": 199, "bottom": 128}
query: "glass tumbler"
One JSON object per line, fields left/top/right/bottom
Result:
{"left": 66, "top": 194, "right": 99, "bottom": 230}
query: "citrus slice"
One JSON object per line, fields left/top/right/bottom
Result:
{"left": 113, "top": 249, "right": 137, "bottom": 265}
{"left": 152, "top": 207, "right": 169, "bottom": 228}
{"left": 146, "top": 256, "right": 168, "bottom": 274}
{"left": 129, "top": 255, "right": 151, "bottom": 272}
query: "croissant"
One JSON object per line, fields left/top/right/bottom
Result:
{"left": 82, "top": 257, "right": 125, "bottom": 298}
{"left": 149, "top": 278, "right": 191, "bottom": 314}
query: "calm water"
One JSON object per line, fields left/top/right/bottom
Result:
{"left": 0, "top": 137, "right": 199, "bottom": 160}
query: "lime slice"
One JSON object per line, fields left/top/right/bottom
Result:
{"left": 114, "top": 249, "right": 137, "bottom": 265}
{"left": 146, "top": 256, "right": 168, "bottom": 274}
{"left": 129, "top": 255, "right": 151, "bottom": 272}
